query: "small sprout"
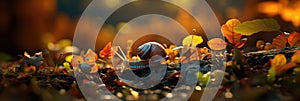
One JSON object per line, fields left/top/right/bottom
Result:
{"left": 197, "top": 71, "right": 211, "bottom": 85}
{"left": 268, "top": 67, "right": 276, "bottom": 82}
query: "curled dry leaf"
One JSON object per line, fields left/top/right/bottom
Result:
{"left": 272, "top": 34, "right": 287, "bottom": 49}
{"left": 291, "top": 50, "right": 300, "bottom": 63}
{"left": 207, "top": 38, "right": 227, "bottom": 50}
{"left": 165, "top": 45, "right": 179, "bottom": 62}
{"left": 221, "top": 19, "right": 242, "bottom": 44}
{"left": 275, "top": 62, "right": 297, "bottom": 73}
{"left": 99, "top": 42, "right": 112, "bottom": 58}
{"left": 234, "top": 38, "right": 248, "bottom": 48}
{"left": 287, "top": 32, "right": 300, "bottom": 47}
{"left": 198, "top": 47, "right": 209, "bottom": 54}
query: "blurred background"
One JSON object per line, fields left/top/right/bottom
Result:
{"left": 0, "top": 0, "right": 300, "bottom": 59}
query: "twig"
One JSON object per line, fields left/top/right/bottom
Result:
{"left": 118, "top": 46, "right": 128, "bottom": 61}
{"left": 111, "top": 48, "right": 125, "bottom": 61}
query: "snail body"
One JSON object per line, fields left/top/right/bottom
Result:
{"left": 137, "top": 42, "right": 167, "bottom": 60}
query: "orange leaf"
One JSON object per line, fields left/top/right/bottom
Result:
{"left": 99, "top": 42, "right": 112, "bottom": 58}
{"left": 272, "top": 34, "right": 287, "bottom": 49}
{"left": 287, "top": 32, "right": 300, "bottom": 47}
{"left": 291, "top": 50, "right": 300, "bottom": 63}
{"left": 221, "top": 19, "right": 243, "bottom": 44}
{"left": 207, "top": 38, "right": 227, "bottom": 50}
{"left": 275, "top": 62, "right": 297, "bottom": 73}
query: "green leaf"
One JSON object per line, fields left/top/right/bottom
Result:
{"left": 196, "top": 71, "right": 210, "bottom": 85}
{"left": 267, "top": 67, "right": 276, "bottom": 83}
{"left": 234, "top": 18, "right": 280, "bottom": 36}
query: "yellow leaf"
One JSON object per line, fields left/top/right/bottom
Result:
{"left": 182, "top": 35, "right": 203, "bottom": 47}
{"left": 65, "top": 55, "right": 73, "bottom": 63}
{"left": 271, "top": 54, "right": 287, "bottom": 68}
{"left": 63, "top": 62, "right": 71, "bottom": 71}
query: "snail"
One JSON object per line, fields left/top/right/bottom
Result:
{"left": 137, "top": 42, "right": 167, "bottom": 60}
{"left": 128, "top": 42, "right": 167, "bottom": 70}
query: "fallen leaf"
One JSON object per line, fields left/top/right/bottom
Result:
{"left": 182, "top": 35, "right": 203, "bottom": 46}
{"left": 271, "top": 54, "right": 287, "bottom": 68}
{"left": 287, "top": 31, "right": 300, "bottom": 47}
{"left": 275, "top": 62, "right": 297, "bottom": 73}
{"left": 207, "top": 38, "right": 227, "bottom": 50}
{"left": 234, "top": 38, "right": 248, "bottom": 48}
{"left": 272, "top": 34, "right": 287, "bottom": 49}
{"left": 165, "top": 45, "right": 179, "bottom": 62}
{"left": 221, "top": 19, "right": 242, "bottom": 44}
{"left": 99, "top": 42, "right": 112, "bottom": 58}
{"left": 234, "top": 18, "right": 280, "bottom": 36}
{"left": 291, "top": 50, "right": 300, "bottom": 63}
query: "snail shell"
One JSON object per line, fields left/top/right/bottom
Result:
{"left": 137, "top": 42, "right": 167, "bottom": 60}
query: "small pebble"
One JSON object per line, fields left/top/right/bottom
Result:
{"left": 195, "top": 86, "right": 202, "bottom": 91}
{"left": 181, "top": 93, "right": 188, "bottom": 98}
{"left": 154, "top": 89, "right": 161, "bottom": 94}
{"left": 59, "top": 89, "right": 66, "bottom": 95}
{"left": 131, "top": 90, "right": 139, "bottom": 99}
{"left": 164, "top": 86, "right": 172, "bottom": 91}
{"left": 126, "top": 95, "right": 135, "bottom": 101}
{"left": 116, "top": 92, "right": 123, "bottom": 98}
{"left": 104, "top": 95, "right": 112, "bottom": 100}
{"left": 166, "top": 93, "right": 173, "bottom": 98}
{"left": 224, "top": 89, "right": 233, "bottom": 99}
{"left": 185, "top": 86, "right": 191, "bottom": 90}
